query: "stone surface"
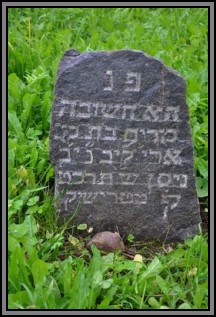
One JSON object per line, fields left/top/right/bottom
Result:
{"left": 86, "top": 231, "right": 125, "bottom": 252}
{"left": 49, "top": 49, "right": 201, "bottom": 242}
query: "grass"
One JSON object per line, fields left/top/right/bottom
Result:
{"left": 8, "top": 234, "right": 208, "bottom": 309}
{"left": 8, "top": 8, "right": 208, "bottom": 310}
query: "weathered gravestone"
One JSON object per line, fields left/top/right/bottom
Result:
{"left": 50, "top": 49, "right": 201, "bottom": 242}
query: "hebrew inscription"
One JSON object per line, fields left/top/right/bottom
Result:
{"left": 50, "top": 49, "right": 201, "bottom": 242}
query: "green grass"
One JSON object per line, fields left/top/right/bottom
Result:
{"left": 8, "top": 8, "right": 208, "bottom": 309}
{"left": 8, "top": 234, "right": 208, "bottom": 309}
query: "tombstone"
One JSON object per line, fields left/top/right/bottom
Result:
{"left": 49, "top": 49, "right": 201, "bottom": 242}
